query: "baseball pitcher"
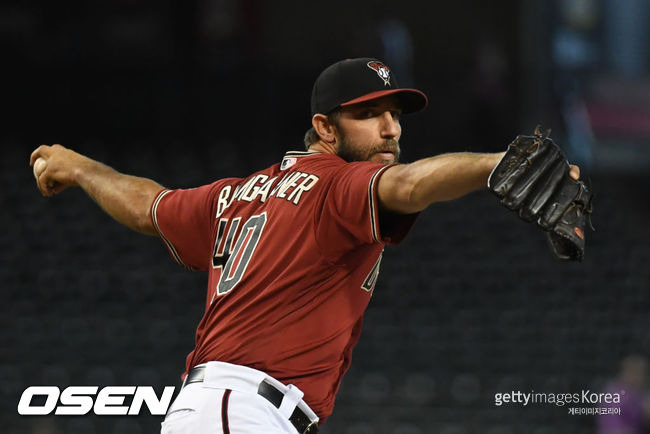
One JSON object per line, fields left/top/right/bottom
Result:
{"left": 30, "top": 58, "right": 591, "bottom": 433}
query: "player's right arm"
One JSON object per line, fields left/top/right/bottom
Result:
{"left": 30, "top": 144, "right": 163, "bottom": 235}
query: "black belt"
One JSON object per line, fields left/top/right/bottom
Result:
{"left": 184, "top": 366, "right": 318, "bottom": 434}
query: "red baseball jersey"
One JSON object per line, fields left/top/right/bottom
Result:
{"left": 151, "top": 151, "right": 418, "bottom": 421}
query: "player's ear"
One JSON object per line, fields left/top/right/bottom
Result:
{"left": 312, "top": 114, "right": 336, "bottom": 144}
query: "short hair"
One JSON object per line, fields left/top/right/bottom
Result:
{"left": 303, "top": 110, "right": 341, "bottom": 150}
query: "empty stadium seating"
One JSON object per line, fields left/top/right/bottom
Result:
{"left": 2, "top": 142, "right": 647, "bottom": 434}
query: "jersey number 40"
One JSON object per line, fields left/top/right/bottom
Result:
{"left": 211, "top": 212, "right": 267, "bottom": 301}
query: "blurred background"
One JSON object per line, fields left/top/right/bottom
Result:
{"left": 2, "top": 0, "right": 650, "bottom": 433}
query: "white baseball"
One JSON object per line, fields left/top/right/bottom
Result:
{"left": 34, "top": 157, "right": 47, "bottom": 178}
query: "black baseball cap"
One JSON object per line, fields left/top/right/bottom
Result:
{"left": 311, "top": 57, "right": 428, "bottom": 116}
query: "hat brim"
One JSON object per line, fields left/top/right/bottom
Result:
{"left": 340, "top": 88, "right": 428, "bottom": 114}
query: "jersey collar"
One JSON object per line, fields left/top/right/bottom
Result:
{"left": 283, "top": 151, "right": 321, "bottom": 158}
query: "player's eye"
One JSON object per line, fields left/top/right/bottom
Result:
{"left": 353, "top": 109, "right": 375, "bottom": 119}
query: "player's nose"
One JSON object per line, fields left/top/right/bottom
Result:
{"left": 379, "top": 111, "right": 400, "bottom": 139}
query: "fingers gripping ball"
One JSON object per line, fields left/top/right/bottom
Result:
{"left": 33, "top": 157, "right": 47, "bottom": 179}
{"left": 487, "top": 126, "right": 594, "bottom": 261}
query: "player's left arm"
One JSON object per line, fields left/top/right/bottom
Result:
{"left": 377, "top": 151, "right": 580, "bottom": 214}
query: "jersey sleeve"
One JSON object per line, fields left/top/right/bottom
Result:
{"left": 315, "top": 162, "right": 418, "bottom": 261}
{"left": 150, "top": 182, "right": 223, "bottom": 271}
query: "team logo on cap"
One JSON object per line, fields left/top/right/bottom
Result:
{"left": 366, "top": 61, "right": 391, "bottom": 86}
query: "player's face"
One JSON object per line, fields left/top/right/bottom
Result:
{"left": 334, "top": 96, "right": 403, "bottom": 164}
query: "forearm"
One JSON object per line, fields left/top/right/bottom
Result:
{"left": 75, "top": 159, "right": 163, "bottom": 235}
{"left": 378, "top": 152, "right": 504, "bottom": 214}
{"left": 30, "top": 145, "right": 164, "bottom": 235}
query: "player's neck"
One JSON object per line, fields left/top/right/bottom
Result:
{"left": 308, "top": 140, "right": 337, "bottom": 156}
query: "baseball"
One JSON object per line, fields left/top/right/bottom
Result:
{"left": 33, "top": 157, "right": 47, "bottom": 178}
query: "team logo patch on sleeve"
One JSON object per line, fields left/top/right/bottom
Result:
{"left": 366, "top": 61, "right": 391, "bottom": 86}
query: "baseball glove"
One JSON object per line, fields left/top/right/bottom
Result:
{"left": 487, "top": 126, "right": 594, "bottom": 261}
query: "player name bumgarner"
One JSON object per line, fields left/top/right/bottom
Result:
{"left": 216, "top": 170, "right": 319, "bottom": 218}
{"left": 494, "top": 390, "right": 623, "bottom": 407}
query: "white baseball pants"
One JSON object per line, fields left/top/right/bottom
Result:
{"left": 160, "top": 361, "right": 319, "bottom": 434}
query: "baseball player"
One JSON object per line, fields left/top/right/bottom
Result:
{"left": 30, "top": 58, "right": 584, "bottom": 433}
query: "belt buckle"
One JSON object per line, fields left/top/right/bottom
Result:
{"left": 302, "top": 420, "right": 318, "bottom": 434}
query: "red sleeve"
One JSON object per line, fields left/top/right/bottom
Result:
{"left": 315, "top": 162, "right": 417, "bottom": 261}
{"left": 150, "top": 182, "right": 223, "bottom": 271}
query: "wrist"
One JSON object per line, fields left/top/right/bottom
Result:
{"left": 484, "top": 152, "right": 505, "bottom": 188}
{"left": 491, "top": 151, "right": 506, "bottom": 168}
{"left": 487, "top": 152, "right": 505, "bottom": 174}
{"left": 71, "top": 153, "right": 100, "bottom": 187}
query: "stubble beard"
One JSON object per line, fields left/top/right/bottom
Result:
{"left": 336, "top": 134, "right": 401, "bottom": 164}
